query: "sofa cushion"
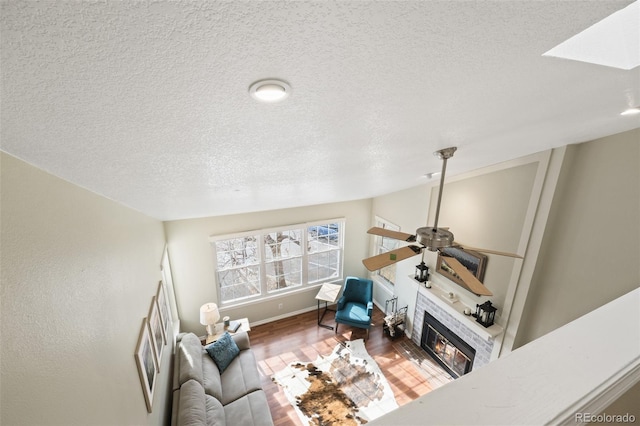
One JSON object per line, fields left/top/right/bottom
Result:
{"left": 177, "top": 379, "right": 206, "bottom": 426}
{"left": 335, "top": 301, "right": 372, "bottom": 324}
{"left": 219, "top": 350, "right": 262, "bottom": 405}
{"left": 201, "top": 352, "right": 223, "bottom": 400}
{"left": 171, "top": 332, "right": 274, "bottom": 426}
{"left": 206, "top": 332, "right": 240, "bottom": 373}
{"left": 224, "top": 390, "right": 273, "bottom": 426}
{"left": 177, "top": 334, "right": 204, "bottom": 387}
{"left": 205, "top": 395, "right": 226, "bottom": 426}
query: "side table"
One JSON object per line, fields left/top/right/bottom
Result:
{"left": 204, "top": 317, "right": 251, "bottom": 345}
{"left": 315, "top": 283, "right": 342, "bottom": 330}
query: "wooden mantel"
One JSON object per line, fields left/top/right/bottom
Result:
{"left": 414, "top": 276, "right": 504, "bottom": 341}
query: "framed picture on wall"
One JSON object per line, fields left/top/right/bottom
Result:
{"left": 148, "top": 297, "right": 164, "bottom": 370}
{"left": 156, "top": 281, "right": 170, "bottom": 343}
{"left": 135, "top": 318, "right": 157, "bottom": 413}
{"left": 436, "top": 247, "right": 488, "bottom": 295}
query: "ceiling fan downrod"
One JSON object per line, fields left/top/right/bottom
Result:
{"left": 432, "top": 147, "right": 457, "bottom": 231}
{"left": 416, "top": 146, "right": 457, "bottom": 252}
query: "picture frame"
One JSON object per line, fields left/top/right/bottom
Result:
{"left": 436, "top": 247, "right": 488, "bottom": 295}
{"left": 148, "top": 297, "right": 164, "bottom": 370}
{"left": 156, "top": 280, "right": 171, "bottom": 343}
{"left": 135, "top": 318, "right": 157, "bottom": 413}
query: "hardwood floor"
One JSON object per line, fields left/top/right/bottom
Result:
{"left": 249, "top": 305, "right": 451, "bottom": 425}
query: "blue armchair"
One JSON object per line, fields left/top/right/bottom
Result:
{"left": 335, "top": 276, "right": 374, "bottom": 339}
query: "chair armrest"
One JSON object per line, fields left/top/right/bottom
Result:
{"left": 337, "top": 296, "right": 346, "bottom": 311}
{"left": 367, "top": 301, "right": 373, "bottom": 316}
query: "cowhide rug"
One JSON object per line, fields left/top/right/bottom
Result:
{"left": 272, "top": 339, "right": 398, "bottom": 425}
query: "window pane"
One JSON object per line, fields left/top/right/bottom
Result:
{"left": 264, "top": 230, "right": 303, "bottom": 261}
{"left": 375, "top": 218, "right": 399, "bottom": 285}
{"left": 381, "top": 235, "right": 398, "bottom": 251}
{"left": 308, "top": 250, "right": 340, "bottom": 283}
{"left": 216, "top": 236, "right": 259, "bottom": 270}
{"left": 307, "top": 222, "right": 342, "bottom": 284}
{"left": 218, "top": 265, "right": 261, "bottom": 303}
{"left": 308, "top": 223, "right": 340, "bottom": 253}
{"left": 265, "top": 258, "right": 302, "bottom": 291}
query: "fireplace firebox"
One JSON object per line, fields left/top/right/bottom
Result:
{"left": 421, "top": 311, "right": 476, "bottom": 378}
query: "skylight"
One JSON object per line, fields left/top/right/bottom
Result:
{"left": 543, "top": 1, "right": 639, "bottom": 70}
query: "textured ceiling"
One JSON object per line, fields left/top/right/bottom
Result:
{"left": 2, "top": 1, "right": 639, "bottom": 221}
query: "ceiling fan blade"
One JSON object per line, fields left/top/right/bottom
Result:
{"left": 362, "top": 245, "right": 422, "bottom": 271}
{"left": 444, "top": 257, "right": 493, "bottom": 296}
{"left": 367, "top": 227, "right": 416, "bottom": 242}
{"left": 455, "top": 242, "right": 523, "bottom": 259}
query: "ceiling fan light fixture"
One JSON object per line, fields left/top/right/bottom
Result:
{"left": 416, "top": 227, "right": 455, "bottom": 251}
{"left": 249, "top": 79, "right": 291, "bottom": 103}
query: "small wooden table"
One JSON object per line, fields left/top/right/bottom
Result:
{"left": 315, "top": 283, "right": 342, "bottom": 330}
{"left": 205, "top": 317, "right": 251, "bottom": 345}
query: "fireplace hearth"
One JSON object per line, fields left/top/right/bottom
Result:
{"left": 421, "top": 311, "right": 476, "bottom": 378}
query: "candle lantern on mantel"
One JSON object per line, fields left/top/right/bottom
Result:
{"left": 415, "top": 262, "right": 429, "bottom": 283}
{"left": 474, "top": 301, "right": 497, "bottom": 328}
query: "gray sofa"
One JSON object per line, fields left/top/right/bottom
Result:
{"left": 171, "top": 332, "right": 274, "bottom": 426}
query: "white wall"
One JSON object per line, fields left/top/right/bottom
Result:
{"left": 0, "top": 153, "right": 171, "bottom": 425}
{"left": 164, "top": 200, "right": 372, "bottom": 334}
{"left": 515, "top": 129, "right": 640, "bottom": 346}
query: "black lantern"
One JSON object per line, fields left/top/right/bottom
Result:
{"left": 415, "top": 262, "right": 429, "bottom": 282}
{"left": 473, "top": 301, "right": 497, "bottom": 328}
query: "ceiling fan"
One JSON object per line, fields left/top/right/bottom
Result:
{"left": 362, "top": 147, "right": 523, "bottom": 296}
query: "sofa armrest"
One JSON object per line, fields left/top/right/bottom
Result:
{"left": 367, "top": 301, "right": 373, "bottom": 317}
{"left": 231, "top": 331, "right": 251, "bottom": 351}
{"left": 337, "top": 296, "right": 346, "bottom": 311}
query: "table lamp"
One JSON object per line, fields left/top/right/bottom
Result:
{"left": 199, "top": 302, "right": 220, "bottom": 335}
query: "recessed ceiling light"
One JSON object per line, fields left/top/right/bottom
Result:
{"left": 249, "top": 79, "right": 291, "bottom": 103}
{"left": 621, "top": 106, "right": 640, "bottom": 116}
{"left": 423, "top": 172, "right": 441, "bottom": 179}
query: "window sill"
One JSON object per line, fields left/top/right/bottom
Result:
{"left": 220, "top": 279, "right": 343, "bottom": 310}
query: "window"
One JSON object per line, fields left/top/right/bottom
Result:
{"left": 307, "top": 223, "right": 341, "bottom": 284}
{"left": 374, "top": 217, "right": 400, "bottom": 285}
{"left": 212, "top": 219, "right": 344, "bottom": 305}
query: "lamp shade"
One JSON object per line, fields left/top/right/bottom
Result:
{"left": 199, "top": 303, "right": 220, "bottom": 326}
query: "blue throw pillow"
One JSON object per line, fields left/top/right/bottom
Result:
{"left": 206, "top": 332, "right": 240, "bottom": 373}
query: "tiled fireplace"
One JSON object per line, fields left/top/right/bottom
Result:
{"left": 412, "top": 285, "right": 497, "bottom": 372}
{"left": 421, "top": 310, "right": 476, "bottom": 378}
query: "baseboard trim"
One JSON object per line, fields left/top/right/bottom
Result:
{"left": 249, "top": 298, "right": 392, "bottom": 331}
{"left": 250, "top": 305, "right": 319, "bottom": 327}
